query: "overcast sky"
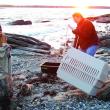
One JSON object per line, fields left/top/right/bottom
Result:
{"left": 0, "top": 0, "right": 110, "bottom": 6}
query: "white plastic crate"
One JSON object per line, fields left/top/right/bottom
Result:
{"left": 57, "top": 47, "right": 109, "bottom": 96}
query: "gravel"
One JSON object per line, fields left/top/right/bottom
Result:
{"left": 11, "top": 48, "right": 110, "bottom": 110}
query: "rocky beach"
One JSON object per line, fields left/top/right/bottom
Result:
{"left": 11, "top": 42, "right": 110, "bottom": 110}
{"left": 9, "top": 28, "right": 110, "bottom": 110}
{"left": 0, "top": 7, "right": 110, "bottom": 109}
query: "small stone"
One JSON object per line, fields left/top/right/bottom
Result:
{"left": 17, "top": 107, "right": 22, "bottom": 110}
{"left": 42, "top": 73, "right": 48, "bottom": 77}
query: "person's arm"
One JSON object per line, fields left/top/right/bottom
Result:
{"left": 73, "top": 35, "right": 79, "bottom": 49}
{"left": 70, "top": 26, "right": 79, "bottom": 48}
{"left": 73, "top": 20, "right": 96, "bottom": 39}
{"left": 68, "top": 24, "right": 79, "bottom": 48}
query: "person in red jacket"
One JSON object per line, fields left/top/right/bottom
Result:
{"left": 71, "top": 12, "right": 99, "bottom": 56}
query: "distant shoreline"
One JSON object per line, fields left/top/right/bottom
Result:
{"left": 0, "top": 5, "right": 110, "bottom": 9}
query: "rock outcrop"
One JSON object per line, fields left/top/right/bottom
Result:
{"left": 87, "top": 14, "right": 110, "bottom": 23}
{"left": 10, "top": 20, "right": 32, "bottom": 25}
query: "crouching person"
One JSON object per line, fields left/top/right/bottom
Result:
{"left": 69, "top": 12, "right": 99, "bottom": 56}
{"left": 0, "top": 25, "right": 16, "bottom": 110}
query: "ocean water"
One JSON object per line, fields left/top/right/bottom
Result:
{"left": 0, "top": 8, "right": 110, "bottom": 49}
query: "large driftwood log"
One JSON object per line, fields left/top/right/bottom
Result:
{"left": 5, "top": 33, "right": 51, "bottom": 51}
{"left": 6, "top": 33, "right": 50, "bottom": 46}
{"left": 7, "top": 37, "right": 31, "bottom": 47}
{"left": 8, "top": 34, "right": 40, "bottom": 44}
{"left": 8, "top": 36, "right": 39, "bottom": 45}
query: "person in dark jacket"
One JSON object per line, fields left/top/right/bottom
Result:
{"left": 71, "top": 12, "right": 99, "bottom": 56}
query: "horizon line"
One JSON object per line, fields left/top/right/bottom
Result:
{"left": 0, "top": 5, "right": 110, "bottom": 9}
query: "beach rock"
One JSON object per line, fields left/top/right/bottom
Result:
{"left": 87, "top": 14, "right": 110, "bottom": 23}
{"left": 54, "top": 92, "right": 67, "bottom": 101}
{"left": 43, "top": 90, "right": 57, "bottom": 97}
{"left": 17, "top": 84, "right": 33, "bottom": 97}
{"left": 13, "top": 74, "right": 26, "bottom": 80}
{"left": 64, "top": 18, "right": 68, "bottom": 20}
{"left": 42, "top": 73, "right": 48, "bottom": 78}
{"left": 100, "top": 39, "right": 110, "bottom": 47}
{"left": 86, "top": 17, "right": 99, "bottom": 21}
{"left": 41, "top": 20, "right": 50, "bottom": 23}
{"left": 25, "top": 20, "right": 32, "bottom": 25}
{"left": 26, "top": 76, "right": 40, "bottom": 84}
{"left": 26, "top": 73, "right": 58, "bottom": 85}
{"left": 96, "top": 49, "right": 105, "bottom": 54}
{"left": 50, "top": 48, "right": 64, "bottom": 56}
{"left": 96, "top": 17, "right": 110, "bottom": 23}
{"left": 96, "top": 14, "right": 110, "bottom": 23}
{"left": 10, "top": 20, "right": 32, "bottom": 25}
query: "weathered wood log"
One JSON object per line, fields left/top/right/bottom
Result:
{"left": 33, "top": 45, "right": 51, "bottom": 50}
{"left": 9, "top": 37, "right": 51, "bottom": 50}
{"left": 6, "top": 33, "right": 39, "bottom": 44}
{"left": 9, "top": 43, "right": 51, "bottom": 51}
{"left": 39, "top": 41, "right": 51, "bottom": 48}
{"left": 7, "top": 37, "right": 31, "bottom": 47}
{"left": 14, "top": 47, "right": 50, "bottom": 54}
{"left": 5, "top": 33, "right": 51, "bottom": 50}
{"left": 6, "top": 33, "right": 40, "bottom": 43}
{"left": 8, "top": 36, "right": 39, "bottom": 45}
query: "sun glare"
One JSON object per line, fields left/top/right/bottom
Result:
{"left": 73, "top": 7, "right": 89, "bottom": 17}
{"left": 68, "top": 0, "right": 91, "bottom": 17}
{"left": 71, "top": 0, "right": 90, "bottom": 8}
